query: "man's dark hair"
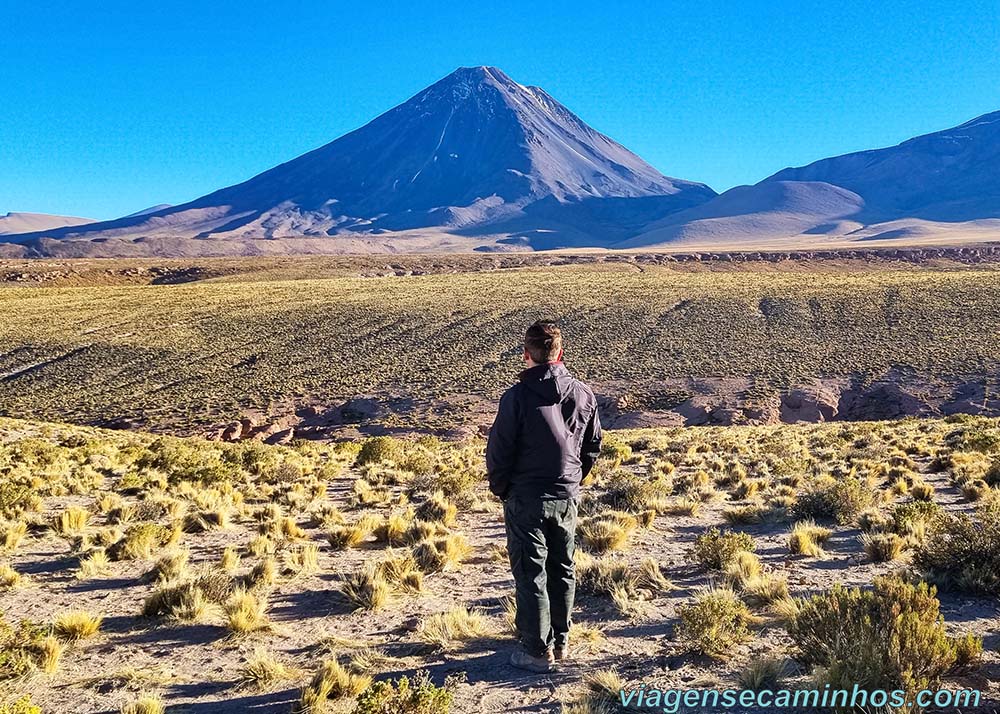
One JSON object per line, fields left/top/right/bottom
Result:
{"left": 525, "top": 320, "right": 563, "bottom": 363}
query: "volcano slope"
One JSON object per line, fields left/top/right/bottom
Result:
{"left": 1, "top": 254, "right": 1000, "bottom": 439}
{"left": 4, "top": 66, "right": 713, "bottom": 255}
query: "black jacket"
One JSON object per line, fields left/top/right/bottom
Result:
{"left": 486, "top": 361, "right": 602, "bottom": 500}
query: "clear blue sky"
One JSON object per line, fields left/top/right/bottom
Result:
{"left": 4, "top": 0, "right": 999, "bottom": 220}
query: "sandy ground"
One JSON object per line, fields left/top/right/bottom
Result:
{"left": 2, "top": 434, "right": 998, "bottom": 714}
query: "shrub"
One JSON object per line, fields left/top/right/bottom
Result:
{"left": 675, "top": 587, "right": 754, "bottom": 659}
{"left": 353, "top": 671, "right": 459, "bottom": 714}
{"left": 0, "top": 618, "right": 64, "bottom": 678}
{"left": 953, "top": 633, "right": 984, "bottom": 670}
{"left": 787, "top": 577, "right": 979, "bottom": 698}
{"left": 0, "top": 695, "right": 42, "bottom": 714}
{"left": 356, "top": 437, "right": 402, "bottom": 466}
{"left": 136, "top": 437, "right": 238, "bottom": 485}
{"left": 600, "top": 438, "right": 633, "bottom": 466}
{"left": 109, "top": 523, "right": 181, "bottom": 561}
{"left": 891, "top": 501, "right": 941, "bottom": 537}
{"left": 794, "top": 476, "right": 875, "bottom": 524}
{"left": 604, "top": 470, "right": 672, "bottom": 512}
{"left": 0, "top": 484, "right": 39, "bottom": 519}
{"left": 692, "top": 528, "right": 755, "bottom": 570}
{"left": 913, "top": 501, "right": 1000, "bottom": 594}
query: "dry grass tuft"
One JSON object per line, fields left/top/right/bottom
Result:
{"left": 53, "top": 611, "right": 103, "bottom": 641}
{"left": 224, "top": 589, "right": 272, "bottom": 634}
{"left": 411, "top": 533, "right": 471, "bottom": 573}
{"left": 52, "top": 506, "right": 90, "bottom": 536}
{"left": 417, "top": 606, "right": 491, "bottom": 649}
{"left": 340, "top": 565, "right": 393, "bottom": 611}
{"left": 296, "top": 659, "right": 371, "bottom": 713}
{"left": 0, "top": 521, "right": 27, "bottom": 552}
{"left": 0, "top": 563, "right": 23, "bottom": 590}
{"left": 788, "top": 520, "right": 831, "bottom": 557}
{"left": 238, "top": 647, "right": 296, "bottom": 689}
{"left": 119, "top": 693, "right": 165, "bottom": 714}
{"left": 585, "top": 668, "right": 625, "bottom": 699}
{"left": 861, "top": 532, "right": 906, "bottom": 562}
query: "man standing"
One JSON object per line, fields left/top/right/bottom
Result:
{"left": 486, "top": 320, "right": 603, "bottom": 673}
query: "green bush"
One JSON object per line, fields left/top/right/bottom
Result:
{"left": 945, "top": 426, "right": 1000, "bottom": 454}
{"left": 675, "top": 588, "right": 754, "bottom": 659}
{"left": 0, "top": 695, "right": 42, "bottom": 714}
{"left": 793, "top": 476, "right": 875, "bottom": 524}
{"left": 600, "top": 438, "right": 633, "bottom": 466}
{"left": 787, "top": 577, "right": 978, "bottom": 699}
{"left": 605, "top": 470, "right": 672, "bottom": 511}
{"left": 692, "top": 528, "right": 756, "bottom": 570}
{"left": 353, "top": 670, "right": 460, "bottom": 714}
{"left": 356, "top": 437, "right": 403, "bottom": 467}
{"left": 0, "top": 484, "right": 38, "bottom": 520}
{"left": 891, "top": 501, "right": 941, "bottom": 535}
{"left": 136, "top": 438, "right": 238, "bottom": 485}
{"left": 913, "top": 501, "right": 1000, "bottom": 594}
{"left": 985, "top": 457, "right": 1000, "bottom": 486}
{"left": 0, "top": 618, "right": 56, "bottom": 680}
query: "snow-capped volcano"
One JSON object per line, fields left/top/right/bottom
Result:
{"left": 8, "top": 66, "right": 714, "bottom": 252}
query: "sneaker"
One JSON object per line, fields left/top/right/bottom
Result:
{"left": 510, "top": 648, "right": 552, "bottom": 673}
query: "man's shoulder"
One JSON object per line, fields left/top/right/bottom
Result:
{"left": 570, "top": 377, "right": 598, "bottom": 406}
{"left": 500, "top": 382, "right": 524, "bottom": 403}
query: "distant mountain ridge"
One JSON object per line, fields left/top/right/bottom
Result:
{"left": 0, "top": 212, "right": 95, "bottom": 236}
{"left": 766, "top": 110, "right": 1000, "bottom": 223}
{"left": 623, "top": 110, "right": 1000, "bottom": 249}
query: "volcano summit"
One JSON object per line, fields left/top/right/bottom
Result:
{"left": 7, "top": 67, "right": 715, "bottom": 255}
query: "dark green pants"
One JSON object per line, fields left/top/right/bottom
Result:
{"left": 503, "top": 495, "right": 578, "bottom": 657}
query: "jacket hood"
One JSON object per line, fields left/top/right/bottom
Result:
{"left": 519, "top": 361, "right": 574, "bottom": 403}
